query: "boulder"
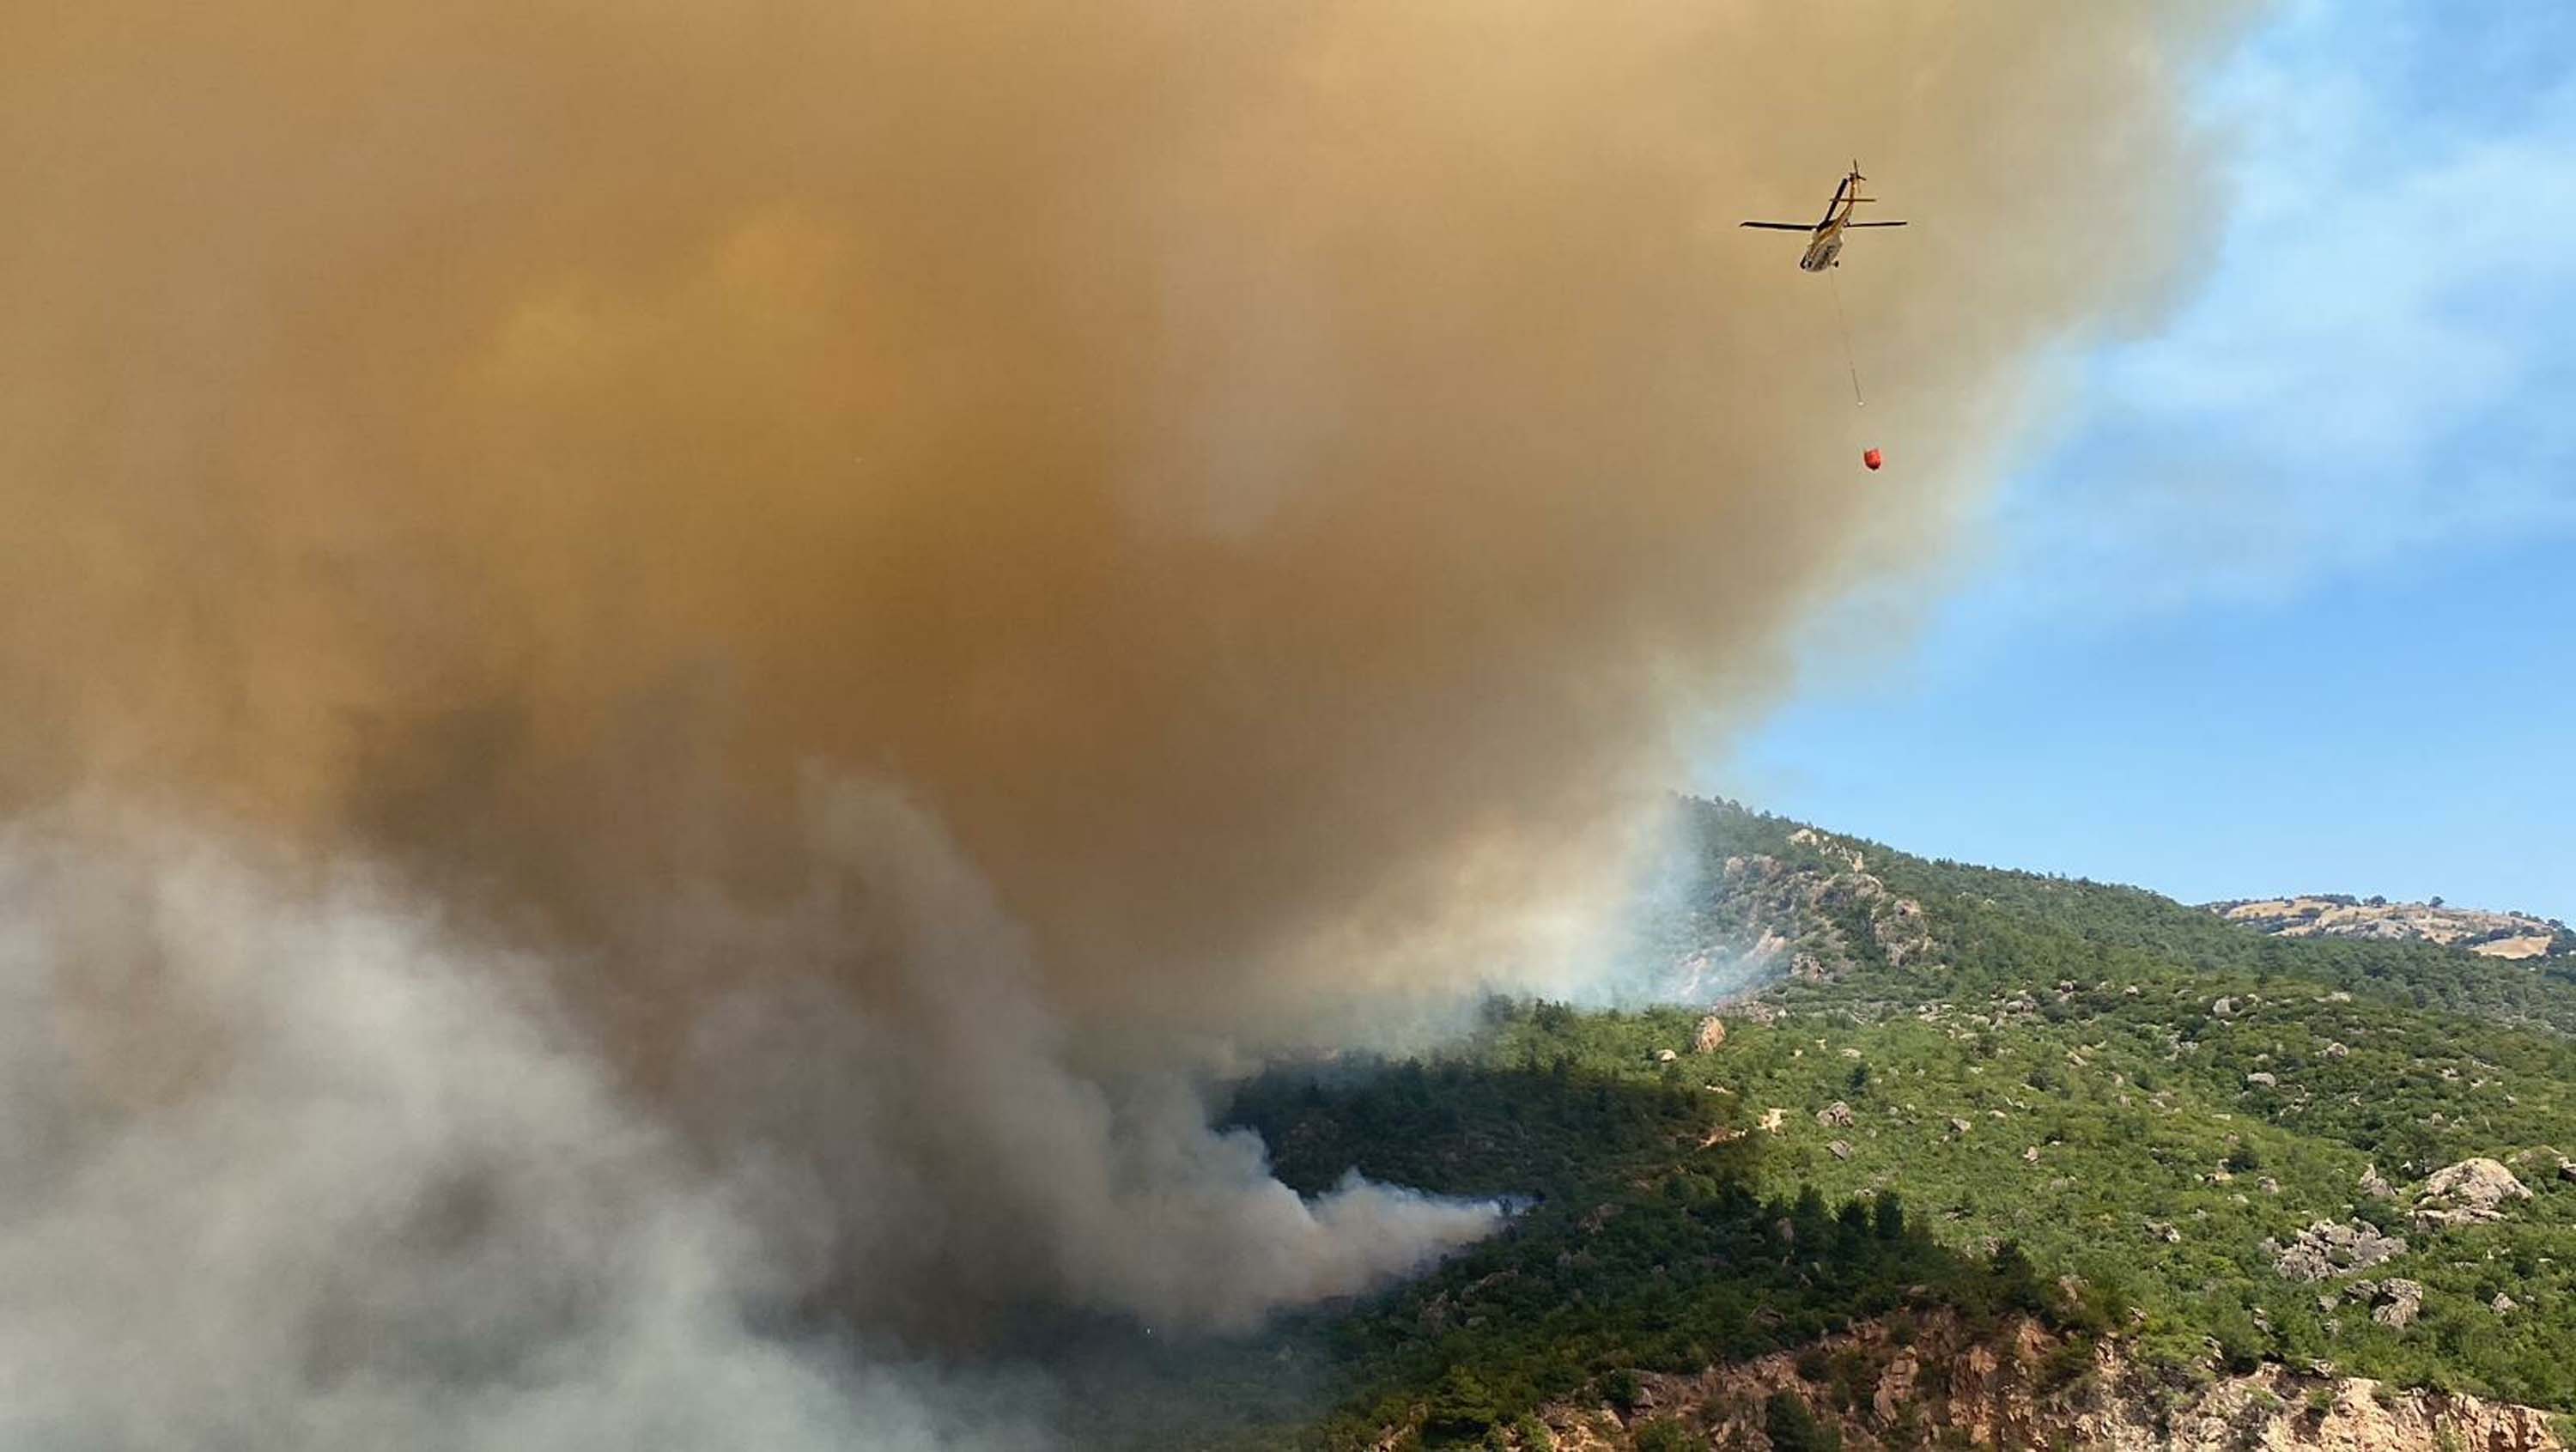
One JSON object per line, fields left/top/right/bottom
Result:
{"left": 1692, "top": 1015, "right": 1727, "bottom": 1054}
{"left": 2370, "top": 1279, "right": 2424, "bottom": 1329}
{"left": 1817, "top": 1100, "right": 1854, "bottom": 1127}
{"left": 2270, "top": 1220, "right": 2407, "bottom": 1281}
{"left": 2415, "top": 1157, "right": 2533, "bottom": 1225}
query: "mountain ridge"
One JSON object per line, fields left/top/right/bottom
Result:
{"left": 1086, "top": 796, "right": 2576, "bottom": 1449}
{"left": 2203, "top": 895, "right": 2571, "bottom": 961}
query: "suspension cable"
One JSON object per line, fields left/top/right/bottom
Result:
{"left": 1827, "top": 265, "right": 1864, "bottom": 407}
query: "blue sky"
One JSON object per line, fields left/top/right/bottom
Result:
{"left": 1710, "top": 0, "right": 2576, "bottom": 920}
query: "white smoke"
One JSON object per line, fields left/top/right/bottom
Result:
{"left": 0, "top": 791, "right": 1496, "bottom": 1449}
{"left": 662, "top": 780, "right": 1504, "bottom": 1334}
{"left": 0, "top": 819, "right": 1043, "bottom": 1450}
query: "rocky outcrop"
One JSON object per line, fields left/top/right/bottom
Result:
{"left": 2366, "top": 1278, "right": 2426, "bottom": 1329}
{"left": 1653, "top": 841, "right": 1940, "bottom": 1002}
{"left": 2269, "top": 1220, "right": 2408, "bottom": 1281}
{"left": 1788, "top": 827, "right": 1867, "bottom": 873}
{"left": 1499, "top": 1313, "right": 2563, "bottom": 1451}
{"left": 2207, "top": 896, "right": 2568, "bottom": 957}
{"left": 1692, "top": 1015, "right": 1728, "bottom": 1053}
{"left": 2415, "top": 1157, "right": 2533, "bottom": 1225}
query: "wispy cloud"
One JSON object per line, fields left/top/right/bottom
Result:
{"left": 1969, "top": 0, "right": 2576, "bottom": 623}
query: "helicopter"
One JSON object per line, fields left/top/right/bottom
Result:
{"left": 1740, "top": 162, "right": 1907, "bottom": 273}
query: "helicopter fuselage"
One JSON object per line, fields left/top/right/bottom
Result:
{"left": 1798, "top": 227, "right": 1845, "bottom": 272}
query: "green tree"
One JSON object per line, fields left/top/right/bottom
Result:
{"left": 1601, "top": 1370, "right": 1643, "bottom": 1416}
{"left": 1765, "top": 1390, "right": 1842, "bottom": 1452}
{"left": 1872, "top": 1192, "right": 1906, "bottom": 1242}
{"left": 1632, "top": 1419, "right": 1692, "bottom": 1452}
{"left": 1422, "top": 1368, "right": 1502, "bottom": 1443}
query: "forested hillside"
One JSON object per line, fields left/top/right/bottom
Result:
{"left": 1090, "top": 800, "right": 2576, "bottom": 1448}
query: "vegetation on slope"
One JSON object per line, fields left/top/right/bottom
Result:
{"left": 1226, "top": 1040, "right": 2074, "bottom": 1447}
{"left": 1196, "top": 799, "right": 2576, "bottom": 1446}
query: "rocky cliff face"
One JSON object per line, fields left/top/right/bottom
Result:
{"left": 1498, "top": 1314, "right": 2562, "bottom": 1451}
{"left": 1656, "top": 830, "right": 1937, "bottom": 1004}
{"left": 2207, "top": 896, "right": 2569, "bottom": 960}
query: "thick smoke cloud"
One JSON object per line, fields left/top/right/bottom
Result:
{"left": 0, "top": 817, "right": 1055, "bottom": 1450}
{"left": 0, "top": 0, "right": 2249, "bottom": 1440}
{"left": 665, "top": 780, "right": 1504, "bottom": 1335}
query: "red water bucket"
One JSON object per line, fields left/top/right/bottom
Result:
{"left": 1862, "top": 447, "right": 1884, "bottom": 471}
